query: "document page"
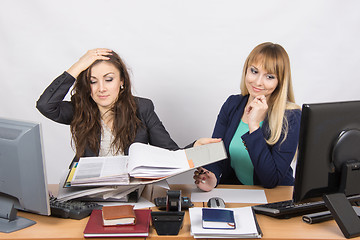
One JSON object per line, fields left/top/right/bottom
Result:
{"left": 127, "top": 143, "right": 189, "bottom": 178}
{"left": 72, "top": 156, "right": 129, "bottom": 185}
{"left": 191, "top": 188, "right": 267, "bottom": 204}
{"left": 185, "top": 141, "right": 227, "bottom": 167}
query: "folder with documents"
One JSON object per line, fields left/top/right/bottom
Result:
{"left": 58, "top": 141, "right": 227, "bottom": 202}
{"left": 65, "top": 141, "right": 227, "bottom": 187}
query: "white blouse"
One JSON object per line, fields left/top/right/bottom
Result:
{"left": 99, "top": 120, "right": 124, "bottom": 157}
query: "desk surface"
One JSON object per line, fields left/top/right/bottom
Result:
{"left": 0, "top": 184, "right": 357, "bottom": 240}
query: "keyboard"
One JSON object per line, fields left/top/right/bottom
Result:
{"left": 50, "top": 196, "right": 101, "bottom": 220}
{"left": 154, "top": 196, "right": 194, "bottom": 210}
{"left": 253, "top": 195, "right": 360, "bottom": 219}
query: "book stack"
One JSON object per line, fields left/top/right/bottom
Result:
{"left": 83, "top": 207, "right": 151, "bottom": 238}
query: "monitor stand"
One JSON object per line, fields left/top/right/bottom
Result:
{"left": 0, "top": 196, "right": 36, "bottom": 233}
{"left": 327, "top": 129, "right": 360, "bottom": 238}
{"left": 323, "top": 193, "right": 360, "bottom": 239}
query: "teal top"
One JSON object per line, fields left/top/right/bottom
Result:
{"left": 229, "top": 120, "right": 263, "bottom": 185}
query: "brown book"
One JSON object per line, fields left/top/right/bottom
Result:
{"left": 102, "top": 205, "right": 136, "bottom": 226}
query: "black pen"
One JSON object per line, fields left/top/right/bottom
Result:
{"left": 199, "top": 169, "right": 209, "bottom": 175}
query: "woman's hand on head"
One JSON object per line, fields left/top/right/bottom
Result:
{"left": 245, "top": 95, "right": 268, "bottom": 133}
{"left": 67, "top": 48, "right": 113, "bottom": 78}
{"left": 193, "top": 167, "right": 217, "bottom": 192}
{"left": 193, "top": 138, "right": 222, "bottom": 147}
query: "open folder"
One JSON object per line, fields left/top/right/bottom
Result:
{"left": 65, "top": 141, "right": 227, "bottom": 187}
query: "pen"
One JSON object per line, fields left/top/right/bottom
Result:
{"left": 199, "top": 170, "right": 209, "bottom": 175}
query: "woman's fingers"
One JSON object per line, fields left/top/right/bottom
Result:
{"left": 67, "top": 48, "right": 112, "bottom": 78}
{"left": 194, "top": 138, "right": 221, "bottom": 147}
{"left": 194, "top": 169, "right": 217, "bottom": 191}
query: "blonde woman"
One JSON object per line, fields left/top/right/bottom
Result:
{"left": 193, "top": 42, "right": 301, "bottom": 190}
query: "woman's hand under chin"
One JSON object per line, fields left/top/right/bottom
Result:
{"left": 245, "top": 95, "right": 268, "bottom": 133}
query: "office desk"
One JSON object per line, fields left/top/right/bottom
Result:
{"left": 0, "top": 184, "right": 358, "bottom": 240}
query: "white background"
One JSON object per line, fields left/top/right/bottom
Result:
{"left": 1, "top": 0, "right": 359, "bottom": 184}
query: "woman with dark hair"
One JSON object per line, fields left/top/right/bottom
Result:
{"left": 37, "top": 48, "right": 178, "bottom": 164}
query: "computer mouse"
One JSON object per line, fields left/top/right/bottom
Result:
{"left": 207, "top": 197, "right": 226, "bottom": 208}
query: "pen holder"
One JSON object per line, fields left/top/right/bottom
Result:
{"left": 151, "top": 211, "right": 184, "bottom": 235}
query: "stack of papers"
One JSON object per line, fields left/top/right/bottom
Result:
{"left": 65, "top": 141, "right": 227, "bottom": 187}
{"left": 189, "top": 207, "right": 262, "bottom": 239}
{"left": 58, "top": 141, "right": 227, "bottom": 202}
{"left": 57, "top": 171, "right": 144, "bottom": 202}
{"left": 69, "top": 156, "right": 130, "bottom": 186}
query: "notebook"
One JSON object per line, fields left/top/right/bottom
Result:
{"left": 102, "top": 205, "right": 136, "bottom": 226}
{"left": 202, "top": 208, "right": 236, "bottom": 229}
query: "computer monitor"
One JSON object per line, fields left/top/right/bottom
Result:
{"left": 0, "top": 118, "right": 50, "bottom": 233}
{"left": 292, "top": 100, "right": 360, "bottom": 238}
{"left": 293, "top": 100, "right": 360, "bottom": 202}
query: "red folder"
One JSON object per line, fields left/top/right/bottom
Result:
{"left": 84, "top": 209, "right": 151, "bottom": 238}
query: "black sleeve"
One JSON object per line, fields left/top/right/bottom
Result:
{"left": 36, "top": 71, "right": 75, "bottom": 125}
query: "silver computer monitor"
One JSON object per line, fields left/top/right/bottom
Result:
{"left": 0, "top": 118, "right": 50, "bottom": 233}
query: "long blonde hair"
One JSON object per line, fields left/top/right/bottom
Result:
{"left": 240, "top": 42, "right": 300, "bottom": 145}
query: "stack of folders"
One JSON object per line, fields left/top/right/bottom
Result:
{"left": 58, "top": 141, "right": 227, "bottom": 202}
{"left": 189, "top": 207, "right": 262, "bottom": 239}
{"left": 83, "top": 206, "right": 151, "bottom": 238}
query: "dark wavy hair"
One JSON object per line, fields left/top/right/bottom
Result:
{"left": 70, "top": 51, "right": 141, "bottom": 159}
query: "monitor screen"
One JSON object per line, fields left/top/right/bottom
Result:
{"left": 0, "top": 118, "right": 50, "bottom": 233}
{"left": 293, "top": 100, "right": 360, "bottom": 203}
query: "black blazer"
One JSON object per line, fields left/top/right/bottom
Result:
{"left": 36, "top": 71, "right": 179, "bottom": 165}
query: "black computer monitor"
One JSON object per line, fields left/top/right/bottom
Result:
{"left": 292, "top": 100, "right": 360, "bottom": 238}
{"left": 293, "top": 100, "right": 360, "bottom": 202}
{"left": 0, "top": 118, "right": 50, "bottom": 233}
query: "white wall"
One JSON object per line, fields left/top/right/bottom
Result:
{"left": 1, "top": 0, "right": 359, "bottom": 184}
